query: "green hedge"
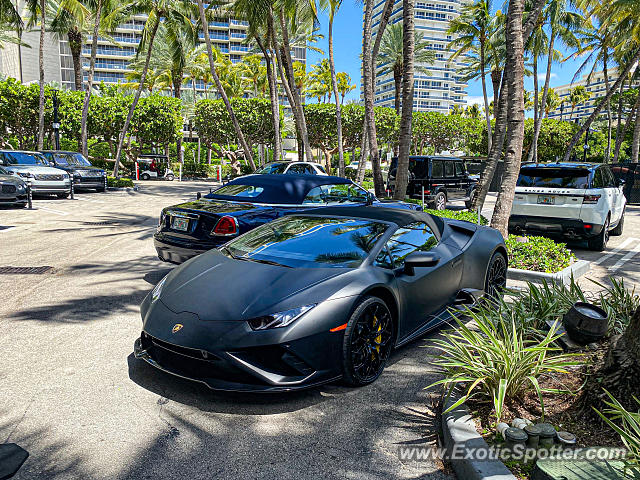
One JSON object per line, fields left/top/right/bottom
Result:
{"left": 107, "top": 176, "right": 134, "bottom": 188}
{"left": 425, "top": 208, "right": 488, "bottom": 225}
{"left": 506, "top": 235, "right": 575, "bottom": 273}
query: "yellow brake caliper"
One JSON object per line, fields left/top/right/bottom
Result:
{"left": 373, "top": 316, "right": 382, "bottom": 357}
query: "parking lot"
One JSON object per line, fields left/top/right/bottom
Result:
{"left": 2, "top": 182, "right": 639, "bottom": 479}
{"left": 0, "top": 182, "right": 454, "bottom": 480}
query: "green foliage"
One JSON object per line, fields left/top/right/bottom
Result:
{"left": 424, "top": 207, "right": 488, "bottom": 225}
{"left": 107, "top": 176, "right": 134, "bottom": 188}
{"left": 195, "top": 98, "right": 280, "bottom": 149}
{"left": 506, "top": 235, "right": 575, "bottom": 273}
{"left": 304, "top": 103, "right": 338, "bottom": 151}
{"left": 595, "top": 391, "right": 640, "bottom": 474}
{"left": 412, "top": 111, "right": 483, "bottom": 155}
{"left": 429, "top": 310, "right": 580, "bottom": 423}
{"left": 131, "top": 94, "right": 182, "bottom": 151}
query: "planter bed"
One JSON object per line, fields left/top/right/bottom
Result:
{"left": 507, "top": 260, "right": 591, "bottom": 286}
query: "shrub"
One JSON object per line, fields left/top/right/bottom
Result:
{"left": 429, "top": 309, "right": 581, "bottom": 423}
{"left": 425, "top": 208, "right": 488, "bottom": 225}
{"left": 595, "top": 391, "right": 640, "bottom": 473}
{"left": 506, "top": 235, "right": 575, "bottom": 273}
{"left": 107, "top": 176, "right": 134, "bottom": 188}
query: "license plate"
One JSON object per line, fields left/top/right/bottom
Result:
{"left": 537, "top": 195, "right": 555, "bottom": 205}
{"left": 171, "top": 217, "right": 189, "bottom": 231}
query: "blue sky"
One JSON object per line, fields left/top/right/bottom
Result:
{"left": 306, "top": 4, "right": 597, "bottom": 107}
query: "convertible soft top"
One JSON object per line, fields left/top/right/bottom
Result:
{"left": 207, "top": 174, "right": 352, "bottom": 205}
{"left": 292, "top": 205, "right": 445, "bottom": 236}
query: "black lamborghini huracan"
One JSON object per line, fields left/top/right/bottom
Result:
{"left": 135, "top": 207, "right": 507, "bottom": 392}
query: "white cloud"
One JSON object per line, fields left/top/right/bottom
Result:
{"left": 466, "top": 95, "right": 485, "bottom": 106}
{"left": 537, "top": 73, "right": 558, "bottom": 81}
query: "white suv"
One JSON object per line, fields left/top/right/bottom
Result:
{"left": 509, "top": 162, "right": 626, "bottom": 251}
{"left": 0, "top": 150, "right": 71, "bottom": 198}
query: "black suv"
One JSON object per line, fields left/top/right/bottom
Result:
{"left": 387, "top": 156, "right": 478, "bottom": 210}
{"left": 41, "top": 151, "right": 107, "bottom": 191}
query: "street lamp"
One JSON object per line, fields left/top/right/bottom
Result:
{"left": 52, "top": 90, "right": 60, "bottom": 150}
{"left": 583, "top": 127, "right": 592, "bottom": 163}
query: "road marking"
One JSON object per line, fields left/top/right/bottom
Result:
{"left": 35, "top": 206, "right": 69, "bottom": 216}
{"left": 609, "top": 241, "right": 640, "bottom": 272}
{"left": 593, "top": 237, "right": 639, "bottom": 265}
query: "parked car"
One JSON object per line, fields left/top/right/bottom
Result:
{"left": 346, "top": 161, "right": 372, "bottom": 171}
{"left": 137, "top": 154, "right": 175, "bottom": 181}
{"left": 41, "top": 150, "right": 107, "bottom": 191}
{"left": 0, "top": 165, "right": 28, "bottom": 207}
{"left": 255, "top": 161, "right": 328, "bottom": 176}
{"left": 386, "top": 156, "right": 478, "bottom": 210}
{"left": 154, "top": 174, "right": 421, "bottom": 264}
{"left": 0, "top": 150, "right": 71, "bottom": 198}
{"left": 509, "top": 162, "right": 626, "bottom": 251}
{"left": 137, "top": 206, "right": 507, "bottom": 392}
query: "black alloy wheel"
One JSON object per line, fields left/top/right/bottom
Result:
{"left": 588, "top": 216, "right": 610, "bottom": 251}
{"left": 433, "top": 192, "right": 446, "bottom": 211}
{"left": 485, "top": 253, "right": 507, "bottom": 300}
{"left": 342, "top": 297, "right": 394, "bottom": 386}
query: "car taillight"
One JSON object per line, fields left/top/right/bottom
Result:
{"left": 211, "top": 216, "right": 238, "bottom": 236}
{"left": 583, "top": 194, "right": 601, "bottom": 204}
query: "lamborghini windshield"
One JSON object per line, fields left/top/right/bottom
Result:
{"left": 222, "top": 216, "right": 388, "bottom": 268}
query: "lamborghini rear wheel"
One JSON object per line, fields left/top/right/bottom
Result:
{"left": 342, "top": 297, "right": 394, "bottom": 387}
{"left": 485, "top": 252, "right": 507, "bottom": 300}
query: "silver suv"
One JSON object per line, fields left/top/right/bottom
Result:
{"left": 0, "top": 150, "right": 71, "bottom": 198}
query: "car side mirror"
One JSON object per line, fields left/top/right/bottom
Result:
{"left": 403, "top": 251, "right": 440, "bottom": 276}
{"left": 366, "top": 192, "right": 374, "bottom": 206}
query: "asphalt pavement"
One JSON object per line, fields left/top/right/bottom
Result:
{"left": 0, "top": 181, "right": 453, "bottom": 480}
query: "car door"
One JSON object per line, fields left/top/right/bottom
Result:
{"left": 453, "top": 162, "right": 469, "bottom": 199}
{"left": 592, "top": 167, "right": 614, "bottom": 225}
{"left": 375, "top": 222, "right": 463, "bottom": 340}
{"left": 604, "top": 166, "right": 624, "bottom": 223}
{"left": 443, "top": 161, "right": 462, "bottom": 200}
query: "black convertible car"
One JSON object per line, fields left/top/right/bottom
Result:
{"left": 154, "top": 174, "right": 420, "bottom": 264}
{"left": 136, "top": 207, "right": 507, "bottom": 392}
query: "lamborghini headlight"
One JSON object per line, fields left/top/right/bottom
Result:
{"left": 151, "top": 275, "right": 168, "bottom": 303}
{"left": 248, "top": 304, "right": 316, "bottom": 330}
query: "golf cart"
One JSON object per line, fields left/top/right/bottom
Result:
{"left": 137, "top": 154, "right": 175, "bottom": 181}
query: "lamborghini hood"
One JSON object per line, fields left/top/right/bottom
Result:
{"left": 157, "top": 250, "right": 358, "bottom": 321}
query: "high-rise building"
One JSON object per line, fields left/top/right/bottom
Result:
{"left": 0, "top": 11, "right": 306, "bottom": 96}
{"left": 367, "top": 0, "right": 469, "bottom": 112}
{"left": 547, "top": 67, "right": 640, "bottom": 122}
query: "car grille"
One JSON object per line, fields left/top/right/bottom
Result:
{"left": 34, "top": 174, "right": 63, "bottom": 181}
{"left": 1, "top": 184, "right": 17, "bottom": 194}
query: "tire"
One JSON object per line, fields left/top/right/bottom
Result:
{"left": 166, "top": 174, "right": 175, "bottom": 181}
{"left": 484, "top": 252, "right": 507, "bottom": 301}
{"left": 342, "top": 296, "right": 395, "bottom": 387}
{"left": 588, "top": 215, "right": 610, "bottom": 251}
{"left": 433, "top": 191, "right": 446, "bottom": 211}
{"left": 611, "top": 211, "right": 624, "bottom": 236}
{"left": 465, "top": 188, "right": 478, "bottom": 210}
{"left": 141, "top": 173, "right": 151, "bottom": 180}
{"left": 57, "top": 192, "right": 69, "bottom": 199}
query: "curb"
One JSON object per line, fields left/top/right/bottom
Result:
{"left": 441, "top": 393, "right": 516, "bottom": 480}
{"left": 107, "top": 186, "right": 139, "bottom": 192}
{"left": 507, "top": 259, "right": 590, "bottom": 286}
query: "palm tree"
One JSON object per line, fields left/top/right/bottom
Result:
{"left": 0, "top": 0, "right": 24, "bottom": 54}
{"left": 562, "top": 0, "right": 640, "bottom": 161}
{"left": 544, "top": 87, "right": 560, "bottom": 117}
{"left": 50, "top": 0, "right": 91, "bottom": 91}
{"left": 195, "top": 0, "right": 255, "bottom": 169}
{"left": 238, "top": 54, "right": 267, "bottom": 98}
{"left": 323, "top": 0, "right": 346, "bottom": 176}
{"left": 377, "top": 23, "right": 436, "bottom": 115}
{"left": 527, "top": 0, "right": 580, "bottom": 162}
{"left": 448, "top": 0, "right": 494, "bottom": 152}
{"left": 25, "top": 0, "right": 47, "bottom": 149}
{"left": 392, "top": 0, "right": 415, "bottom": 201}
{"left": 336, "top": 72, "right": 355, "bottom": 103}
{"left": 308, "top": 59, "right": 332, "bottom": 102}
{"left": 569, "top": 85, "right": 590, "bottom": 121}
{"left": 108, "top": 0, "right": 196, "bottom": 176}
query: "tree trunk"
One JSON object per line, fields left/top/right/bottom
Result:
{"left": 372, "top": 0, "right": 395, "bottom": 60}
{"left": 113, "top": 16, "right": 160, "bottom": 177}
{"left": 174, "top": 79, "right": 183, "bottom": 166}
{"left": 276, "top": 8, "right": 314, "bottom": 164}
{"left": 632, "top": 101, "right": 640, "bottom": 163}
{"left": 527, "top": 54, "right": 539, "bottom": 162}
{"left": 68, "top": 27, "right": 83, "bottom": 91}
{"left": 603, "top": 53, "right": 612, "bottom": 163}
{"left": 393, "top": 66, "right": 402, "bottom": 115}
{"left": 328, "top": 14, "right": 345, "bottom": 177}
{"left": 37, "top": 0, "right": 46, "bottom": 150}
{"left": 612, "top": 79, "right": 629, "bottom": 164}
{"left": 363, "top": 0, "right": 383, "bottom": 197}
{"left": 393, "top": 0, "right": 415, "bottom": 201}
{"left": 491, "top": 69, "right": 501, "bottom": 118}
{"left": 255, "top": 35, "right": 281, "bottom": 162}
{"left": 490, "top": 0, "right": 526, "bottom": 238}
{"left": 563, "top": 48, "right": 640, "bottom": 162}
{"left": 196, "top": 0, "right": 255, "bottom": 170}
{"left": 80, "top": 0, "right": 102, "bottom": 157}
{"left": 480, "top": 43, "right": 492, "bottom": 153}
{"left": 528, "top": 32, "right": 556, "bottom": 163}
{"left": 356, "top": 126, "right": 369, "bottom": 185}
